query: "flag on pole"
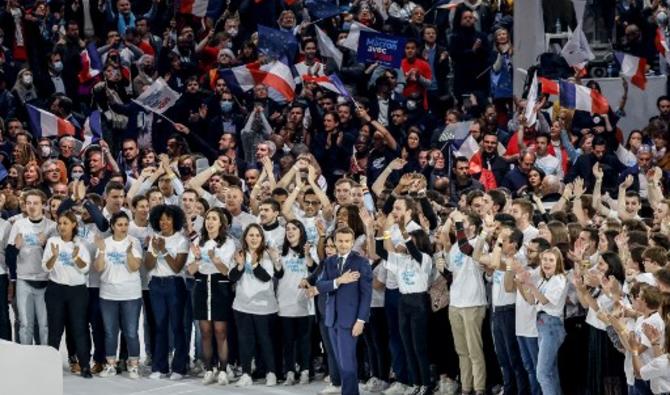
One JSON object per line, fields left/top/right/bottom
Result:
{"left": 178, "top": 0, "right": 224, "bottom": 18}
{"left": 560, "top": 23, "right": 594, "bottom": 74}
{"left": 81, "top": 110, "right": 103, "bottom": 150}
{"left": 655, "top": 28, "right": 670, "bottom": 64}
{"left": 341, "top": 22, "right": 376, "bottom": 52}
{"left": 539, "top": 77, "right": 559, "bottom": 95}
{"left": 221, "top": 61, "right": 296, "bottom": 102}
{"left": 315, "top": 26, "right": 343, "bottom": 69}
{"left": 133, "top": 78, "right": 181, "bottom": 114}
{"left": 302, "top": 73, "right": 350, "bottom": 98}
{"left": 257, "top": 25, "right": 299, "bottom": 62}
{"left": 558, "top": 80, "right": 609, "bottom": 114}
{"left": 26, "top": 104, "right": 76, "bottom": 138}
{"left": 615, "top": 51, "right": 647, "bottom": 90}
{"left": 524, "top": 72, "right": 539, "bottom": 126}
{"left": 78, "top": 42, "right": 103, "bottom": 83}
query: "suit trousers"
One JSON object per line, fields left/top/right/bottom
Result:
{"left": 329, "top": 325, "right": 360, "bottom": 395}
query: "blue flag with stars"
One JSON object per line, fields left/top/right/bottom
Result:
{"left": 257, "top": 25, "right": 298, "bottom": 62}
{"left": 305, "top": 0, "right": 342, "bottom": 20}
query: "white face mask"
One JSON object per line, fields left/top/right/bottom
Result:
{"left": 227, "top": 28, "right": 238, "bottom": 37}
{"left": 22, "top": 75, "right": 33, "bottom": 85}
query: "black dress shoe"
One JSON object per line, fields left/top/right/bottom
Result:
{"left": 80, "top": 367, "right": 93, "bottom": 379}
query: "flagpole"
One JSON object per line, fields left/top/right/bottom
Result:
{"left": 131, "top": 99, "right": 178, "bottom": 126}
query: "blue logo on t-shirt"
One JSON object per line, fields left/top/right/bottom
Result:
{"left": 401, "top": 270, "right": 416, "bottom": 286}
{"left": 107, "top": 251, "right": 126, "bottom": 265}
{"left": 24, "top": 233, "right": 39, "bottom": 247}
{"left": 58, "top": 251, "right": 74, "bottom": 267}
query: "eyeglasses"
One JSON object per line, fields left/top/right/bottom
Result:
{"left": 303, "top": 200, "right": 321, "bottom": 206}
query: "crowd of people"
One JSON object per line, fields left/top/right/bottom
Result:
{"left": 2, "top": 1, "right": 670, "bottom": 395}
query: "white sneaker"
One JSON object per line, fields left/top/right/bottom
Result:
{"left": 149, "top": 372, "right": 164, "bottom": 380}
{"left": 362, "top": 377, "right": 375, "bottom": 391}
{"left": 99, "top": 364, "right": 117, "bottom": 378}
{"left": 284, "top": 371, "right": 296, "bottom": 385}
{"left": 236, "top": 373, "right": 253, "bottom": 387}
{"left": 440, "top": 377, "right": 459, "bottom": 395}
{"left": 217, "top": 370, "right": 229, "bottom": 385}
{"left": 319, "top": 384, "right": 342, "bottom": 394}
{"left": 169, "top": 372, "right": 183, "bottom": 381}
{"left": 383, "top": 382, "right": 407, "bottom": 395}
{"left": 190, "top": 360, "right": 204, "bottom": 377}
{"left": 266, "top": 372, "right": 278, "bottom": 386}
{"left": 203, "top": 369, "right": 217, "bottom": 385}
{"left": 324, "top": 375, "right": 331, "bottom": 384}
{"left": 402, "top": 385, "right": 418, "bottom": 395}
{"left": 299, "top": 370, "right": 309, "bottom": 384}
{"left": 369, "top": 378, "right": 390, "bottom": 393}
{"left": 226, "top": 365, "right": 236, "bottom": 382}
{"left": 127, "top": 365, "right": 140, "bottom": 379}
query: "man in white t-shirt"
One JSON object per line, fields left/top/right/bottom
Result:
{"left": 511, "top": 199, "right": 538, "bottom": 248}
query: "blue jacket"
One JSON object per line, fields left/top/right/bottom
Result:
{"left": 316, "top": 251, "right": 373, "bottom": 329}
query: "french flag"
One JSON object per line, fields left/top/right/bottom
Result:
{"left": 221, "top": 61, "right": 295, "bottom": 102}
{"left": 615, "top": 52, "right": 646, "bottom": 90}
{"left": 558, "top": 80, "right": 609, "bottom": 114}
{"left": 302, "top": 74, "right": 351, "bottom": 98}
{"left": 26, "top": 104, "right": 76, "bottom": 139}
{"left": 78, "top": 42, "right": 102, "bottom": 84}
{"left": 539, "top": 78, "right": 608, "bottom": 114}
{"left": 179, "top": 0, "right": 223, "bottom": 18}
{"left": 655, "top": 28, "right": 670, "bottom": 64}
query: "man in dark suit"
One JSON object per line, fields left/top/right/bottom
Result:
{"left": 315, "top": 226, "right": 373, "bottom": 395}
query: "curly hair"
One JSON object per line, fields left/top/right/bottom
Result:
{"left": 149, "top": 204, "right": 186, "bottom": 233}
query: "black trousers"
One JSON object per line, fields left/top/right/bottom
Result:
{"left": 234, "top": 310, "right": 276, "bottom": 375}
{"left": 0, "top": 275, "right": 10, "bottom": 340}
{"left": 398, "top": 293, "right": 431, "bottom": 387}
{"left": 281, "top": 316, "right": 312, "bottom": 374}
{"left": 363, "top": 306, "right": 390, "bottom": 381}
{"left": 428, "top": 306, "right": 459, "bottom": 380}
{"left": 46, "top": 282, "right": 90, "bottom": 369}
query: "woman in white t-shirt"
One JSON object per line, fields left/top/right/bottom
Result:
{"left": 145, "top": 204, "right": 189, "bottom": 380}
{"left": 228, "top": 223, "right": 279, "bottom": 387}
{"left": 517, "top": 247, "right": 568, "bottom": 395}
{"left": 186, "top": 208, "right": 235, "bottom": 386}
{"left": 42, "top": 210, "right": 92, "bottom": 378}
{"left": 574, "top": 251, "right": 627, "bottom": 395}
{"left": 272, "top": 219, "right": 317, "bottom": 385}
{"left": 94, "top": 212, "right": 143, "bottom": 379}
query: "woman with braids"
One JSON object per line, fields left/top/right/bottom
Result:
{"left": 186, "top": 207, "right": 236, "bottom": 386}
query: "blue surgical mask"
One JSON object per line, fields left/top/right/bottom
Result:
{"left": 220, "top": 100, "right": 233, "bottom": 112}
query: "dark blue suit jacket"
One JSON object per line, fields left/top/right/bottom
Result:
{"left": 316, "top": 252, "right": 373, "bottom": 329}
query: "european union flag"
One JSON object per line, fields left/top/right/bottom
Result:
{"left": 305, "top": 0, "right": 342, "bottom": 20}
{"left": 257, "top": 25, "right": 298, "bottom": 62}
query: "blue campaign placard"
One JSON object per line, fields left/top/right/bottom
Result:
{"left": 356, "top": 31, "right": 406, "bottom": 68}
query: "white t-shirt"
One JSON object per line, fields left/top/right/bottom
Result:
{"left": 150, "top": 232, "right": 189, "bottom": 277}
{"left": 585, "top": 291, "right": 615, "bottom": 330}
{"left": 371, "top": 264, "right": 385, "bottom": 308}
{"left": 491, "top": 251, "right": 525, "bottom": 308}
{"left": 0, "top": 219, "right": 11, "bottom": 275}
{"left": 229, "top": 211, "right": 258, "bottom": 241}
{"left": 293, "top": 211, "right": 322, "bottom": 245}
{"left": 447, "top": 241, "right": 487, "bottom": 308}
{"left": 41, "top": 237, "right": 91, "bottom": 286}
{"left": 128, "top": 220, "right": 153, "bottom": 290}
{"left": 11, "top": 217, "right": 57, "bottom": 281}
{"left": 186, "top": 238, "right": 236, "bottom": 275}
{"left": 277, "top": 247, "right": 318, "bottom": 317}
{"left": 98, "top": 236, "right": 143, "bottom": 300}
{"left": 77, "top": 220, "right": 105, "bottom": 288}
{"left": 535, "top": 273, "right": 568, "bottom": 318}
{"left": 640, "top": 354, "right": 670, "bottom": 394}
{"left": 516, "top": 266, "right": 541, "bottom": 337}
{"left": 384, "top": 251, "right": 432, "bottom": 294}
{"left": 262, "top": 223, "right": 285, "bottom": 250}
{"left": 232, "top": 252, "right": 278, "bottom": 315}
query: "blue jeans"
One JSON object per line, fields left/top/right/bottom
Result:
{"left": 100, "top": 298, "right": 142, "bottom": 360}
{"left": 517, "top": 336, "right": 540, "bottom": 395}
{"left": 536, "top": 313, "right": 566, "bottom": 395}
{"left": 491, "top": 306, "right": 528, "bottom": 395}
{"left": 150, "top": 276, "right": 187, "bottom": 374}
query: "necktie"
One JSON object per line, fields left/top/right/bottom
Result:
{"left": 337, "top": 256, "right": 344, "bottom": 274}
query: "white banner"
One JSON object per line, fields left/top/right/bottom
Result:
{"left": 134, "top": 78, "right": 181, "bottom": 114}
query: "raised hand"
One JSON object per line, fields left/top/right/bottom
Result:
{"left": 592, "top": 163, "right": 604, "bottom": 180}
{"left": 621, "top": 174, "right": 634, "bottom": 190}
{"left": 642, "top": 322, "right": 662, "bottom": 345}
{"left": 573, "top": 178, "right": 585, "bottom": 198}
{"left": 234, "top": 250, "right": 245, "bottom": 267}
{"left": 389, "top": 158, "right": 406, "bottom": 171}
{"left": 14, "top": 233, "right": 23, "bottom": 249}
{"left": 94, "top": 235, "right": 106, "bottom": 251}
{"left": 50, "top": 243, "right": 60, "bottom": 258}
{"left": 71, "top": 245, "right": 80, "bottom": 260}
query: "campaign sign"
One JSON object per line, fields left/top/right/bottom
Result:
{"left": 356, "top": 31, "right": 406, "bottom": 68}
